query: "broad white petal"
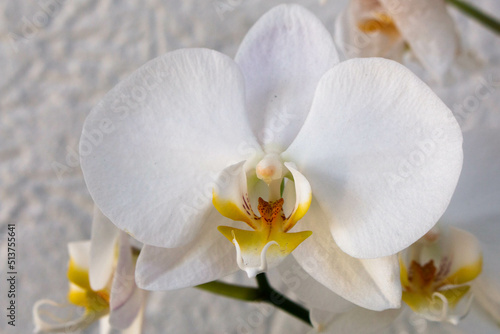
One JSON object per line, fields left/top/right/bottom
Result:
{"left": 235, "top": 4, "right": 339, "bottom": 150}
{"left": 81, "top": 48, "right": 261, "bottom": 248}
{"left": 90, "top": 207, "right": 120, "bottom": 291}
{"left": 291, "top": 198, "right": 402, "bottom": 311}
{"left": 109, "top": 234, "right": 142, "bottom": 330}
{"left": 379, "top": 0, "right": 458, "bottom": 77}
{"left": 284, "top": 58, "right": 463, "bottom": 258}
{"left": 277, "top": 256, "right": 353, "bottom": 314}
{"left": 68, "top": 240, "right": 91, "bottom": 271}
{"left": 136, "top": 209, "right": 239, "bottom": 290}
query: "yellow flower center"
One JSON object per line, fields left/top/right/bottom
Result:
{"left": 212, "top": 157, "right": 312, "bottom": 276}
{"left": 358, "top": 12, "right": 399, "bottom": 39}
{"left": 217, "top": 196, "right": 311, "bottom": 276}
{"left": 400, "top": 255, "right": 482, "bottom": 321}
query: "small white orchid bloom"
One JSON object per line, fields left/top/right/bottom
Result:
{"left": 80, "top": 4, "right": 463, "bottom": 310}
{"left": 399, "top": 225, "right": 482, "bottom": 324}
{"left": 33, "top": 209, "right": 145, "bottom": 333}
{"left": 335, "top": 0, "right": 459, "bottom": 77}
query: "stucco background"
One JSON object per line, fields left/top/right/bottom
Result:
{"left": 1, "top": 0, "right": 499, "bottom": 333}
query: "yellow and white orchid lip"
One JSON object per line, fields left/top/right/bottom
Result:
{"left": 400, "top": 226, "right": 482, "bottom": 324}
{"left": 213, "top": 157, "right": 312, "bottom": 277}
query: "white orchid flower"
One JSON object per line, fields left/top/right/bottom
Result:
{"left": 399, "top": 225, "right": 482, "bottom": 324}
{"left": 280, "top": 120, "right": 500, "bottom": 333}
{"left": 80, "top": 4, "right": 463, "bottom": 311}
{"left": 335, "top": 0, "right": 459, "bottom": 77}
{"left": 33, "top": 209, "right": 145, "bottom": 333}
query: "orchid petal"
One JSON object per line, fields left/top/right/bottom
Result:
{"left": 212, "top": 160, "right": 272, "bottom": 224}
{"left": 90, "top": 207, "right": 120, "bottom": 291}
{"left": 67, "top": 241, "right": 92, "bottom": 290}
{"left": 135, "top": 209, "right": 239, "bottom": 290}
{"left": 100, "top": 311, "right": 145, "bottom": 334}
{"left": 33, "top": 299, "right": 107, "bottom": 333}
{"left": 110, "top": 288, "right": 144, "bottom": 330}
{"left": 277, "top": 256, "right": 354, "bottom": 314}
{"left": 282, "top": 162, "right": 312, "bottom": 232}
{"left": 212, "top": 161, "right": 261, "bottom": 230}
{"left": 379, "top": 0, "right": 458, "bottom": 77}
{"left": 235, "top": 4, "right": 339, "bottom": 150}
{"left": 80, "top": 48, "right": 261, "bottom": 248}
{"left": 443, "top": 227, "right": 482, "bottom": 286}
{"left": 291, "top": 198, "right": 401, "bottom": 311}
{"left": 68, "top": 241, "right": 91, "bottom": 271}
{"left": 109, "top": 233, "right": 142, "bottom": 330}
{"left": 122, "top": 296, "right": 146, "bottom": 334}
{"left": 99, "top": 315, "right": 112, "bottom": 334}
{"left": 284, "top": 58, "right": 463, "bottom": 259}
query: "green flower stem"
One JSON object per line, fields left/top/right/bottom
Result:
{"left": 196, "top": 281, "right": 261, "bottom": 301}
{"left": 196, "top": 273, "right": 312, "bottom": 327}
{"left": 255, "top": 273, "right": 312, "bottom": 326}
{"left": 447, "top": 0, "right": 500, "bottom": 34}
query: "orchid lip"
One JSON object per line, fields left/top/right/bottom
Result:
{"left": 213, "top": 160, "right": 312, "bottom": 275}
{"left": 233, "top": 235, "right": 278, "bottom": 278}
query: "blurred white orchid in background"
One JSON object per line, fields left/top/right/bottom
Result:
{"left": 399, "top": 225, "right": 482, "bottom": 325}
{"left": 277, "top": 120, "right": 500, "bottom": 333}
{"left": 80, "top": 4, "right": 463, "bottom": 311}
{"left": 33, "top": 209, "right": 145, "bottom": 333}
{"left": 335, "top": 0, "right": 459, "bottom": 77}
